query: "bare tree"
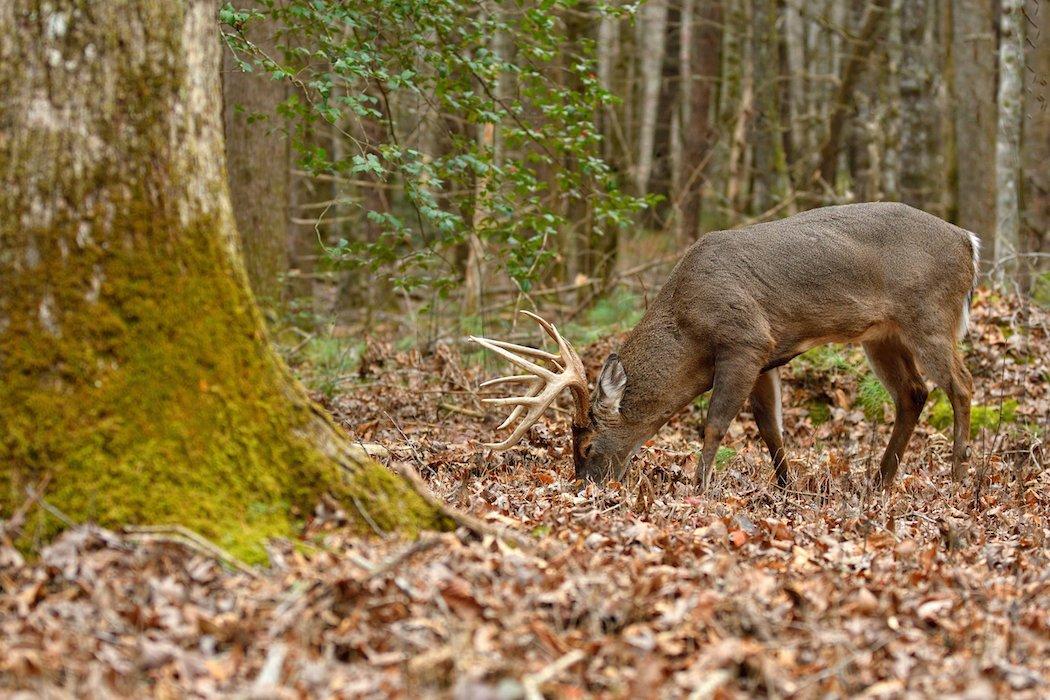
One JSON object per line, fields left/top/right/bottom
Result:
{"left": 952, "top": 0, "right": 998, "bottom": 264}
{"left": 634, "top": 0, "right": 669, "bottom": 196}
{"left": 222, "top": 15, "right": 291, "bottom": 306}
{"left": 1022, "top": 0, "right": 1050, "bottom": 290}
{"left": 995, "top": 0, "right": 1025, "bottom": 280}
{"left": 679, "top": 0, "right": 723, "bottom": 239}
{"left": 898, "top": 0, "right": 938, "bottom": 208}
{"left": 751, "top": 0, "right": 791, "bottom": 213}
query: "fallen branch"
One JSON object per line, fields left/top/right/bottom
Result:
{"left": 123, "top": 524, "right": 259, "bottom": 578}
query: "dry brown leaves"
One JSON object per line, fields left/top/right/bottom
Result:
{"left": 1, "top": 293, "right": 1047, "bottom": 698}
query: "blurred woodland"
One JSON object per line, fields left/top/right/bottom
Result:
{"left": 221, "top": 0, "right": 1050, "bottom": 341}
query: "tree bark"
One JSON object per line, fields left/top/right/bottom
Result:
{"left": 222, "top": 11, "right": 290, "bottom": 307}
{"left": 816, "top": 0, "right": 889, "bottom": 189}
{"left": 679, "top": 0, "right": 723, "bottom": 240}
{"left": 1021, "top": 0, "right": 1050, "bottom": 289}
{"left": 994, "top": 0, "right": 1024, "bottom": 281}
{"left": 751, "top": 0, "right": 791, "bottom": 213}
{"left": 881, "top": 0, "right": 902, "bottom": 201}
{"left": 633, "top": 0, "right": 669, "bottom": 196}
{"left": 898, "top": 0, "right": 938, "bottom": 208}
{"left": 952, "top": 0, "right": 998, "bottom": 264}
{"left": 0, "top": 0, "right": 444, "bottom": 561}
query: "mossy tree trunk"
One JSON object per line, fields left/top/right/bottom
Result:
{"left": 0, "top": 0, "right": 446, "bottom": 561}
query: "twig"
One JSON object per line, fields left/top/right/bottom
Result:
{"left": 521, "top": 649, "right": 586, "bottom": 700}
{"left": 440, "top": 402, "right": 485, "bottom": 418}
{"left": 1, "top": 476, "right": 52, "bottom": 538}
{"left": 350, "top": 494, "right": 388, "bottom": 538}
{"left": 123, "top": 524, "right": 259, "bottom": 578}
{"left": 366, "top": 533, "right": 447, "bottom": 580}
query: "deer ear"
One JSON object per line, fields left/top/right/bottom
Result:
{"left": 596, "top": 353, "right": 627, "bottom": 414}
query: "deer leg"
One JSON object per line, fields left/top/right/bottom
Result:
{"left": 750, "top": 368, "right": 789, "bottom": 486}
{"left": 913, "top": 340, "right": 973, "bottom": 482}
{"left": 863, "top": 336, "right": 928, "bottom": 489}
{"left": 694, "top": 358, "right": 762, "bottom": 491}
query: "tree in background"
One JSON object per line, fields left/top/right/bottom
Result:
{"left": 1022, "top": 0, "right": 1050, "bottom": 294}
{"left": 994, "top": 0, "right": 1025, "bottom": 283}
{"left": 952, "top": 0, "right": 998, "bottom": 267}
{"left": 222, "top": 7, "right": 291, "bottom": 306}
{"left": 0, "top": 0, "right": 445, "bottom": 561}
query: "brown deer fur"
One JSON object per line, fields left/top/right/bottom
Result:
{"left": 573, "top": 202, "right": 979, "bottom": 489}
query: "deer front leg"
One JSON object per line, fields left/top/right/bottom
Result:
{"left": 694, "top": 358, "right": 762, "bottom": 491}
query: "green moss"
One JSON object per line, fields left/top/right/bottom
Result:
{"left": 927, "top": 391, "right": 1019, "bottom": 437}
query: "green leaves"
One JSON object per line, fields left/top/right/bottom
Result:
{"left": 220, "top": 0, "right": 644, "bottom": 295}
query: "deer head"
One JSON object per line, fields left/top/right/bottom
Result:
{"left": 470, "top": 311, "right": 655, "bottom": 482}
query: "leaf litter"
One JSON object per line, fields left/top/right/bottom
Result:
{"left": 1, "top": 291, "right": 1047, "bottom": 697}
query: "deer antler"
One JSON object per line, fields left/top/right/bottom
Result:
{"left": 470, "top": 311, "right": 589, "bottom": 450}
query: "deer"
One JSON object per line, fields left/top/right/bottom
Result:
{"left": 471, "top": 202, "right": 980, "bottom": 490}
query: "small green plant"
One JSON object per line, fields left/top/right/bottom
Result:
{"left": 291, "top": 336, "right": 365, "bottom": 397}
{"left": 806, "top": 400, "right": 832, "bottom": 425}
{"left": 715, "top": 446, "right": 737, "bottom": 469}
{"left": 856, "top": 373, "right": 892, "bottom": 422}
{"left": 1033, "top": 271, "right": 1050, "bottom": 310}
{"left": 796, "top": 345, "right": 858, "bottom": 375}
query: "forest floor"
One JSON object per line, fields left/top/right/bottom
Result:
{"left": 2, "top": 291, "right": 1048, "bottom": 698}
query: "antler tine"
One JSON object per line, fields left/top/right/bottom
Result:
{"left": 478, "top": 374, "right": 540, "bottom": 388}
{"left": 496, "top": 380, "right": 543, "bottom": 429}
{"left": 520, "top": 309, "right": 582, "bottom": 371}
{"left": 478, "top": 337, "right": 561, "bottom": 361}
{"left": 468, "top": 336, "right": 555, "bottom": 379}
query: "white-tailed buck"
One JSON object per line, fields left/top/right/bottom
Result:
{"left": 472, "top": 203, "right": 980, "bottom": 489}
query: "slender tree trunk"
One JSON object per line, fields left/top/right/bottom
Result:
{"left": 1021, "top": 0, "right": 1050, "bottom": 289}
{"left": 882, "top": 0, "right": 902, "bottom": 201}
{"left": 751, "top": 0, "right": 791, "bottom": 213}
{"left": 783, "top": 0, "right": 807, "bottom": 168}
{"left": 952, "top": 0, "right": 998, "bottom": 264}
{"left": 0, "top": 0, "right": 444, "bottom": 561}
{"left": 680, "top": 0, "right": 723, "bottom": 239}
{"left": 726, "top": 0, "right": 754, "bottom": 213}
{"left": 222, "top": 11, "right": 290, "bottom": 308}
{"left": 897, "top": 0, "right": 938, "bottom": 208}
{"left": 816, "top": 0, "right": 889, "bottom": 188}
{"left": 597, "top": 4, "right": 622, "bottom": 164}
{"left": 994, "top": 0, "right": 1024, "bottom": 282}
{"left": 634, "top": 0, "right": 669, "bottom": 196}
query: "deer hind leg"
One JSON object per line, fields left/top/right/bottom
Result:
{"left": 911, "top": 339, "right": 973, "bottom": 482}
{"left": 750, "top": 368, "right": 789, "bottom": 486}
{"left": 863, "top": 335, "right": 928, "bottom": 489}
{"left": 694, "top": 357, "right": 763, "bottom": 491}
